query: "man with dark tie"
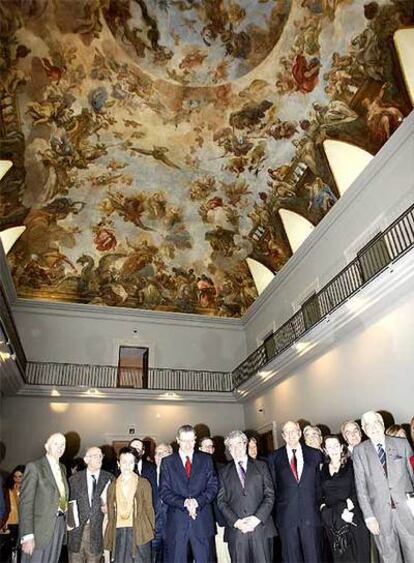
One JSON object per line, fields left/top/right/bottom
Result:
{"left": 217, "top": 430, "right": 276, "bottom": 563}
{"left": 353, "top": 410, "right": 414, "bottom": 563}
{"left": 159, "top": 424, "right": 218, "bottom": 563}
{"left": 129, "top": 438, "right": 157, "bottom": 498}
{"left": 67, "top": 446, "right": 114, "bottom": 563}
{"left": 19, "top": 432, "right": 69, "bottom": 563}
{"left": 268, "top": 420, "right": 323, "bottom": 563}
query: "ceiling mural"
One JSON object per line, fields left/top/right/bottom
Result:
{"left": 0, "top": 0, "right": 412, "bottom": 317}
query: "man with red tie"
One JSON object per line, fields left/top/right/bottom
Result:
{"left": 268, "top": 421, "right": 323, "bottom": 563}
{"left": 159, "top": 424, "right": 218, "bottom": 563}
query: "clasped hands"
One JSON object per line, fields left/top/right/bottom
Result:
{"left": 184, "top": 497, "right": 198, "bottom": 520}
{"left": 234, "top": 515, "right": 261, "bottom": 534}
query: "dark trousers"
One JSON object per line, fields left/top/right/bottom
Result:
{"left": 279, "top": 526, "right": 321, "bottom": 563}
{"left": 166, "top": 534, "right": 212, "bottom": 563}
{"left": 228, "top": 535, "right": 273, "bottom": 563}
{"left": 21, "top": 513, "right": 66, "bottom": 563}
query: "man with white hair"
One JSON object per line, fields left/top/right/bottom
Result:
{"left": 353, "top": 410, "right": 414, "bottom": 563}
{"left": 67, "top": 446, "right": 114, "bottom": 562}
{"left": 268, "top": 420, "right": 323, "bottom": 563}
{"left": 217, "top": 430, "right": 276, "bottom": 562}
{"left": 19, "top": 432, "right": 69, "bottom": 562}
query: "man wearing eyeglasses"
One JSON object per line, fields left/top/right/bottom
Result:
{"left": 159, "top": 424, "right": 218, "bottom": 562}
{"left": 67, "top": 446, "right": 114, "bottom": 563}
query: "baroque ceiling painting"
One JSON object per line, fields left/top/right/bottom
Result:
{"left": 0, "top": 0, "right": 412, "bottom": 317}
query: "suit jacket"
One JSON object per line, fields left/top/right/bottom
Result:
{"left": 140, "top": 460, "right": 157, "bottom": 505}
{"left": 67, "top": 469, "right": 113, "bottom": 555}
{"left": 19, "top": 456, "right": 69, "bottom": 549}
{"left": 159, "top": 451, "right": 218, "bottom": 541}
{"left": 268, "top": 444, "right": 323, "bottom": 528}
{"left": 353, "top": 436, "right": 414, "bottom": 532}
{"left": 217, "top": 458, "right": 276, "bottom": 544}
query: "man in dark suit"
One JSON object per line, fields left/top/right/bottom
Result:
{"left": 67, "top": 446, "right": 114, "bottom": 563}
{"left": 268, "top": 420, "right": 323, "bottom": 563}
{"left": 19, "top": 432, "right": 69, "bottom": 563}
{"left": 217, "top": 430, "right": 276, "bottom": 563}
{"left": 129, "top": 438, "right": 157, "bottom": 497}
{"left": 153, "top": 443, "right": 173, "bottom": 563}
{"left": 159, "top": 424, "right": 218, "bottom": 563}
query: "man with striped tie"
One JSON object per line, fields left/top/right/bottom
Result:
{"left": 353, "top": 411, "right": 414, "bottom": 563}
{"left": 268, "top": 420, "right": 323, "bottom": 563}
{"left": 217, "top": 431, "right": 276, "bottom": 563}
{"left": 159, "top": 424, "right": 218, "bottom": 563}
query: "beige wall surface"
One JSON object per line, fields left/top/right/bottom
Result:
{"left": 1, "top": 396, "right": 244, "bottom": 471}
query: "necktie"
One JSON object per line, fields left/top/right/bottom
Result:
{"left": 238, "top": 461, "right": 246, "bottom": 488}
{"left": 91, "top": 474, "right": 97, "bottom": 501}
{"left": 185, "top": 456, "right": 192, "bottom": 478}
{"left": 290, "top": 449, "right": 299, "bottom": 481}
{"left": 377, "top": 443, "right": 387, "bottom": 475}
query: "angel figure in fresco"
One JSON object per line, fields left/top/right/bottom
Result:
{"left": 130, "top": 145, "right": 181, "bottom": 169}
{"left": 267, "top": 167, "right": 296, "bottom": 199}
{"left": 362, "top": 84, "right": 404, "bottom": 145}
{"left": 105, "top": 191, "right": 154, "bottom": 231}
{"left": 291, "top": 54, "right": 321, "bottom": 93}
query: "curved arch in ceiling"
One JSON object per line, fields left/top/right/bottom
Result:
{"left": 323, "top": 140, "right": 373, "bottom": 195}
{"left": 279, "top": 209, "right": 314, "bottom": 254}
{"left": 246, "top": 257, "right": 274, "bottom": 295}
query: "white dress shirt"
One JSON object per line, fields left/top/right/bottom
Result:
{"left": 179, "top": 450, "right": 194, "bottom": 467}
{"left": 87, "top": 470, "right": 100, "bottom": 505}
{"left": 286, "top": 444, "right": 304, "bottom": 480}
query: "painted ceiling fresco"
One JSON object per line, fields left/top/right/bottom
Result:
{"left": 0, "top": 0, "right": 412, "bottom": 317}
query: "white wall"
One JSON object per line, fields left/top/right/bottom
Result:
{"left": 243, "top": 280, "right": 414, "bottom": 440}
{"left": 1, "top": 395, "right": 245, "bottom": 471}
{"left": 243, "top": 111, "right": 414, "bottom": 354}
{"left": 10, "top": 301, "right": 245, "bottom": 372}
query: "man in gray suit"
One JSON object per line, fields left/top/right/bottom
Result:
{"left": 20, "top": 432, "right": 69, "bottom": 562}
{"left": 353, "top": 411, "right": 414, "bottom": 563}
{"left": 68, "top": 446, "right": 114, "bottom": 563}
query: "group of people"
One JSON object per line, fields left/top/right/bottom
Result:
{"left": 0, "top": 411, "right": 413, "bottom": 563}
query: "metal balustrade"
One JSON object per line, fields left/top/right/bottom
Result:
{"left": 25, "top": 361, "right": 232, "bottom": 392}
{"left": 231, "top": 202, "right": 414, "bottom": 388}
{"left": 22, "top": 203, "right": 414, "bottom": 393}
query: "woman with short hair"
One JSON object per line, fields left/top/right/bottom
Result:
{"left": 104, "top": 447, "right": 155, "bottom": 562}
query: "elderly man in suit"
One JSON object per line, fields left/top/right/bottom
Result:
{"left": 341, "top": 419, "right": 362, "bottom": 455}
{"left": 159, "top": 424, "right": 218, "bottom": 563}
{"left": 268, "top": 420, "right": 323, "bottom": 563}
{"left": 67, "top": 446, "right": 114, "bottom": 563}
{"left": 19, "top": 432, "right": 69, "bottom": 563}
{"left": 353, "top": 410, "right": 414, "bottom": 563}
{"left": 217, "top": 430, "right": 276, "bottom": 563}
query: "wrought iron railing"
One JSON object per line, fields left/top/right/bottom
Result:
{"left": 25, "top": 361, "right": 233, "bottom": 392}
{"left": 231, "top": 202, "right": 414, "bottom": 388}
{"left": 23, "top": 202, "right": 414, "bottom": 393}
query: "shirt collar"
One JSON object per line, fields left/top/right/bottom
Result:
{"left": 179, "top": 449, "right": 194, "bottom": 464}
{"left": 287, "top": 443, "right": 302, "bottom": 456}
{"left": 87, "top": 469, "right": 100, "bottom": 479}
{"left": 234, "top": 455, "right": 248, "bottom": 467}
{"left": 46, "top": 454, "right": 60, "bottom": 468}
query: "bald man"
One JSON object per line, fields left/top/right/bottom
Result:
{"left": 68, "top": 446, "right": 114, "bottom": 563}
{"left": 20, "top": 432, "right": 69, "bottom": 563}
